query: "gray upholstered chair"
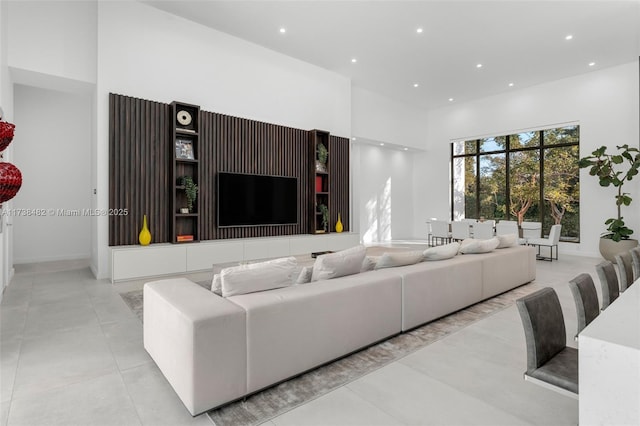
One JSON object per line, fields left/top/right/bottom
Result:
{"left": 527, "top": 224, "right": 561, "bottom": 261}
{"left": 614, "top": 251, "right": 634, "bottom": 292}
{"left": 516, "top": 287, "right": 578, "bottom": 399}
{"left": 596, "top": 260, "right": 619, "bottom": 310}
{"left": 630, "top": 246, "right": 640, "bottom": 281}
{"left": 568, "top": 273, "right": 600, "bottom": 336}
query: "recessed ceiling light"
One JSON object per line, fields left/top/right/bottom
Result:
{"left": 279, "top": 27, "right": 286, "bottom": 34}
{"left": 416, "top": 28, "right": 423, "bottom": 34}
{"left": 403, "top": 148, "right": 409, "bottom": 151}
{"left": 413, "top": 83, "right": 419, "bottom": 88}
{"left": 589, "top": 62, "right": 596, "bottom": 67}
{"left": 448, "top": 98, "right": 454, "bottom": 102}
{"left": 508, "top": 82, "right": 514, "bottom": 87}
{"left": 352, "top": 137, "right": 356, "bottom": 141}
{"left": 476, "top": 63, "right": 483, "bottom": 68}
{"left": 351, "top": 58, "right": 357, "bottom": 63}
{"left": 379, "top": 143, "right": 385, "bottom": 146}
{"left": 565, "top": 34, "right": 573, "bottom": 40}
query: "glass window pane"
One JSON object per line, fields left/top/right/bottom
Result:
{"left": 509, "top": 150, "right": 540, "bottom": 223}
{"left": 479, "top": 136, "right": 506, "bottom": 153}
{"left": 544, "top": 125, "right": 579, "bottom": 146}
{"left": 479, "top": 153, "right": 506, "bottom": 220}
{"left": 452, "top": 141, "right": 464, "bottom": 156}
{"left": 543, "top": 145, "right": 580, "bottom": 241}
{"left": 509, "top": 131, "right": 540, "bottom": 149}
{"left": 465, "top": 140, "right": 477, "bottom": 154}
{"left": 453, "top": 156, "right": 477, "bottom": 219}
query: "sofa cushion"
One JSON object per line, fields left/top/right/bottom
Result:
{"left": 375, "top": 251, "right": 424, "bottom": 269}
{"left": 221, "top": 257, "right": 298, "bottom": 297}
{"left": 423, "top": 242, "right": 460, "bottom": 261}
{"left": 361, "top": 256, "right": 378, "bottom": 272}
{"left": 311, "top": 245, "right": 367, "bottom": 282}
{"left": 211, "top": 273, "right": 222, "bottom": 295}
{"left": 496, "top": 233, "right": 518, "bottom": 248}
{"left": 459, "top": 237, "right": 500, "bottom": 254}
{"left": 296, "top": 266, "right": 313, "bottom": 284}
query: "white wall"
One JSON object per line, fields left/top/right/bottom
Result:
{"left": 352, "top": 86, "right": 428, "bottom": 149}
{"left": 92, "top": 1, "right": 352, "bottom": 278}
{"left": 12, "top": 85, "right": 92, "bottom": 263}
{"left": 413, "top": 62, "right": 640, "bottom": 257}
{"left": 7, "top": 0, "right": 97, "bottom": 85}
{"left": 352, "top": 143, "right": 414, "bottom": 242}
{"left": 0, "top": 0, "right": 11, "bottom": 294}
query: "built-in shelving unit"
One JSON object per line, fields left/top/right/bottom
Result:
{"left": 310, "top": 129, "right": 330, "bottom": 234}
{"left": 171, "top": 101, "right": 200, "bottom": 243}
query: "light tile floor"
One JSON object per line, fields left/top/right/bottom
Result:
{"left": 0, "top": 249, "right": 603, "bottom": 425}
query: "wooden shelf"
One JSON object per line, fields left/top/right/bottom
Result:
{"left": 171, "top": 101, "right": 201, "bottom": 244}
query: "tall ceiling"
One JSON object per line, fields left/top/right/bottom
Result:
{"left": 145, "top": 0, "right": 640, "bottom": 110}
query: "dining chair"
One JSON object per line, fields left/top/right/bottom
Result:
{"left": 568, "top": 273, "right": 599, "bottom": 336}
{"left": 630, "top": 246, "right": 640, "bottom": 281}
{"left": 595, "top": 260, "right": 619, "bottom": 310}
{"left": 430, "top": 220, "right": 451, "bottom": 246}
{"left": 472, "top": 221, "right": 494, "bottom": 240}
{"left": 520, "top": 221, "right": 542, "bottom": 240}
{"left": 516, "top": 287, "right": 578, "bottom": 399}
{"left": 614, "top": 251, "right": 634, "bottom": 292}
{"left": 527, "top": 224, "right": 561, "bottom": 261}
{"left": 496, "top": 221, "right": 518, "bottom": 237}
{"left": 451, "top": 221, "right": 471, "bottom": 241}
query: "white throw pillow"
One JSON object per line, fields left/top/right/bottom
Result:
{"left": 459, "top": 237, "right": 500, "bottom": 254}
{"left": 374, "top": 251, "right": 424, "bottom": 269}
{"left": 311, "top": 245, "right": 367, "bottom": 282}
{"left": 211, "top": 273, "right": 222, "bottom": 295}
{"left": 221, "top": 257, "right": 298, "bottom": 297}
{"left": 496, "top": 233, "right": 518, "bottom": 248}
{"left": 361, "top": 256, "right": 378, "bottom": 272}
{"left": 423, "top": 242, "right": 460, "bottom": 261}
{"left": 296, "top": 266, "right": 313, "bottom": 284}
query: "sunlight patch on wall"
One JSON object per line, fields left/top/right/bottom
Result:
{"left": 363, "top": 177, "right": 392, "bottom": 243}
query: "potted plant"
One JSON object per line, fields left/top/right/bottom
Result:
{"left": 318, "top": 203, "right": 329, "bottom": 232}
{"left": 578, "top": 144, "right": 640, "bottom": 261}
{"left": 316, "top": 143, "right": 328, "bottom": 173}
{"left": 180, "top": 176, "right": 198, "bottom": 213}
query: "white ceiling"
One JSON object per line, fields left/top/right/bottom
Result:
{"left": 145, "top": 0, "right": 640, "bottom": 110}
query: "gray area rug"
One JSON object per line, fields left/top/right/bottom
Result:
{"left": 119, "top": 266, "right": 538, "bottom": 426}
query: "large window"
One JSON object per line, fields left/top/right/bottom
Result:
{"left": 451, "top": 125, "right": 579, "bottom": 241}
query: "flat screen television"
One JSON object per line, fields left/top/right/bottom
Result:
{"left": 217, "top": 172, "right": 298, "bottom": 227}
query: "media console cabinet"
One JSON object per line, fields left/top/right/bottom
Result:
{"left": 110, "top": 233, "right": 359, "bottom": 282}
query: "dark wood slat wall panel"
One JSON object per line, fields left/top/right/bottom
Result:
{"left": 110, "top": 93, "right": 347, "bottom": 245}
{"left": 200, "top": 111, "right": 310, "bottom": 240}
{"left": 329, "top": 135, "right": 350, "bottom": 232}
{"left": 109, "top": 94, "right": 170, "bottom": 246}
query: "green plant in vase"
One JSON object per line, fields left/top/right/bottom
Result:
{"left": 181, "top": 176, "right": 198, "bottom": 213}
{"left": 316, "top": 143, "right": 328, "bottom": 173}
{"left": 318, "top": 203, "right": 329, "bottom": 232}
{"left": 579, "top": 144, "right": 640, "bottom": 261}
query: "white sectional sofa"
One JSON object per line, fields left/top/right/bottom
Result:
{"left": 143, "top": 245, "right": 536, "bottom": 415}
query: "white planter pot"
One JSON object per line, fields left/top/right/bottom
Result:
{"left": 599, "top": 237, "right": 638, "bottom": 262}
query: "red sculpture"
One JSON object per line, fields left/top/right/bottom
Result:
{"left": 0, "top": 119, "right": 22, "bottom": 203}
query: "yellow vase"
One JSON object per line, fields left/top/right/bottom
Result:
{"left": 335, "top": 213, "right": 344, "bottom": 233}
{"left": 139, "top": 214, "right": 151, "bottom": 246}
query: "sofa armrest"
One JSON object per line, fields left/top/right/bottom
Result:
{"left": 143, "top": 278, "right": 247, "bottom": 415}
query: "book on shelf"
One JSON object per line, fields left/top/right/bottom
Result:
{"left": 176, "top": 234, "right": 194, "bottom": 242}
